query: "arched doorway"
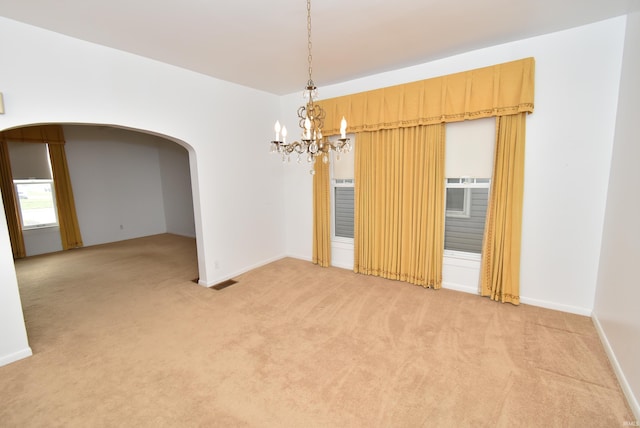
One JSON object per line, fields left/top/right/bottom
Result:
{"left": 2, "top": 123, "right": 199, "bottom": 256}
{"left": 0, "top": 122, "right": 203, "bottom": 365}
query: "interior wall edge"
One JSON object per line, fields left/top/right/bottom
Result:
{"left": 0, "top": 347, "right": 32, "bottom": 368}
{"left": 197, "top": 253, "right": 288, "bottom": 287}
{"left": 592, "top": 312, "right": 640, "bottom": 420}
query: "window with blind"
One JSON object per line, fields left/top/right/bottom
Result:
{"left": 334, "top": 181, "right": 354, "bottom": 239}
{"left": 330, "top": 136, "right": 355, "bottom": 242}
{"left": 445, "top": 178, "right": 490, "bottom": 254}
{"left": 8, "top": 141, "right": 59, "bottom": 229}
{"left": 444, "top": 118, "right": 494, "bottom": 256}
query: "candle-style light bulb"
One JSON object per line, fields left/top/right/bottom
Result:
{"left": 304, "top": 117, "right": 311, "bottom": 139}
{"left": 274, "top": 121, "right": 281, "bottom": 141}
{"left": 340, "top": 116, "right": 347, "bottom": 139}
{"left": 281, "top": 126, "right": 287, "bottom": 144}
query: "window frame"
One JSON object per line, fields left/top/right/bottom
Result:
{"left": 444, "top": 177, "right": 491, "bottom": 260}
{"left": 13, "top": 178, "right": 59, "bottom": 230}
{"left": 331, "top": 177, "right": 355, "bottom": 244}
{"left": 445, "top": 186, "right": 472, "bottom": 218}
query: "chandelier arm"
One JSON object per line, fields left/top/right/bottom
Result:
{"left": 268, "top": 0, "right": 351, "bottom": 171}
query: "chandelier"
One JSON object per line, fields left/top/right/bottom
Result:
{"left": 270, "top": 0, "right": 351, "bottom": 174}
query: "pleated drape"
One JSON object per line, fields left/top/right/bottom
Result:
{"left": 318, "top": 58, "right": 534, "bottom": 136}
{"left": 0, "top": 140, "right": 26, "bottom": 258}
{"left": 480, "top": 113, "right": 526, "bottom": 304}
{"left": 312, "top": 158, "right": 331, "bottom": 266}
{"left": 354, "top": 124, "right": 445, "bottom": 288}
{"left": 48, "top": 143, "right": 83, "bottom": 250}
{"left": 310, "top": 59, "right": 533, "bottom": 302}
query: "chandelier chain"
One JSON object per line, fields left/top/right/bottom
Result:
{"left": 269, "top": 0, "right": 351, "bottom": 171}
{"left": 306, "top": 0, "right": 313, "bottom": 85}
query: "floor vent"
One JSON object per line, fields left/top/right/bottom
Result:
{"left": 210, "top": 279, "right": 238, "bottom": 290}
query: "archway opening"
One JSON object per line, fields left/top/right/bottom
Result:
{"left": 1, "top": 122, "right": 204, "bottom": 356}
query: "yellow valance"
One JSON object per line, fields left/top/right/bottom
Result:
{"left": 0, "top": 124, "right": 66, "bottom": 144}
{"left": 318, "top": 57, "right": 535, "bottom": 136}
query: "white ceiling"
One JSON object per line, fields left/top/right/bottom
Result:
{"left": 0, "top": 0, "right": 636, "bottom": 95}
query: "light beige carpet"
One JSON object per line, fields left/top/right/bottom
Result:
{"left": 0, "top": 234, "right": 634, "bottom": 427}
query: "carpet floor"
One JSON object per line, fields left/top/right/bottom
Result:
{"left": 0, "top": 234, "right": 634, "bottom": 427}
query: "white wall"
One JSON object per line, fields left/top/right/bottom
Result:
{"left": 283, "top": 17, "right": 626, "bottom": 316}
{"left": 158, "top": 140, "right": 196, "bottom": 238}
{"left": 0, "top": 206, "right": 32, "bottom": 366}
{"left": 0, "top": 16, "right": 287, "bottom": 366}
{"left": 23, "top": 227, "right": 63, "bottom": 256}
{"left": 64, "top": 126, "right": 167, "bottom": 246}
{"left": 593, "top": 9, "right": 640, "bottom": 419}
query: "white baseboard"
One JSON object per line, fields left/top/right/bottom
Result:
{"left": 330, "top": 261, "right": 353, "bottom": 270}
{"left": 168, "top": 231, "right": 197, "bottom": 239}
{"left": 198, "top": 253, "right": 287, "bottom": 287}
{"left": 0, "top": 347, "right": 32, "bottom": 367}
{"left": 202, "top": 256, "right": 594, "bottom": 318}
{"left": 518, "top": 296, "right": 592, "bottom": 316}
{"left": 592, "top": 313, "right": 640, "bottom": 421}
{"left": 441, "top": 282, "right": 593, "bottom": 316}
{"left": 286, "top": 253, "right": 312, "bottom": 262}
{"left": 442, "top": 281, "right": 478, "bottom": 295}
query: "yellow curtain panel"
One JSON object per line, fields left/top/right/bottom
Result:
{"left": 480, "top": 113, "right": 527, "bottom": 304}
{"left": 354, "top": 124, "right": 445, "bottom": 288}
{"left": 48, "top": 143, "right": 83, "bottom": 250}
{"left": 0, "top": 140, "right": 26, "bottom": 258}
{"left": 312, "top": 158, "right": 331, "bottom": 267}
{"left": 318, "top": 58, "right": 534, "bottom": 135}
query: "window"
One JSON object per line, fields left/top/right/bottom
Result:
{"left": 444, "top": 118, "right": 495, "bottom": 257}
{"left": 445, "top": 180, "right": 471, "bottom": 218}
{"left": 333, "top": 179, "right": 354, "bottom": 239}
{"left": 14, "top": 179, "right": 58, "bottom": 229}
{"left": 330, "top": 135, "right": 355, "bottom": 242}
{"left": 7, "top": 141, "right": 59, "bottom": 230}
{"left": 444, "top": 178, "right": 490, "bottom": 254}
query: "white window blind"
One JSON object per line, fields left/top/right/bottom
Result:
{"left": 334, "top": 186, "right": 354, "bottom": 239}
{"left": 445, "top": 117, "right": 495, "bottom": 178}
{"left": 8, "top": 141, "right": 52, "bottom": 179}
{"left": 331, "top": 134, "right": 355, "bottom": 180}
